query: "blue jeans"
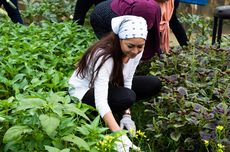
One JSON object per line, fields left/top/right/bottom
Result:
{"left": 1, "top": 0, "right": 23, "bottom": 24}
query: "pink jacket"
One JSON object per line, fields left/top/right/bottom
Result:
{"left": 158, "top": 0, "right": 174, "bottom": 53}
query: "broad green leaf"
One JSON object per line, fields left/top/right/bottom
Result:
{"left": 31, "top": 77, "right": 46, "bottom": 87}
{"left": 16, "top": 97, "right": 46, "bottom": 111}
{"left": 0, "top": 75, "right": 10, "bottom": 85}
{"left": 0, "top": 116, "right": 5, "bottom": 122}
{"left": 62, "top": 134, "right": 90, "bottom": 151}
{"left": 170, "top": 131, "right": 181, "bottom": 142}
{"left": 45, "top": 145, "right": 70, "bottom": 152}
{"left": 77, "top": 126, "right": 90, "bottom": 136}
{"left": 177, "top": 86, "right": 188, "bottom": 97}
{"left": 154, "top": 134, "right": 162, "bottom": 138}
{"left": 45, "top": 146, "right": 61, "bottom": 152}
{"left": 63, "top": 95, "right": 71, "bottom": 104}
{"left": 64, "top": 104, "right": 89, "bottom": 121}
{"left": 12, "top": 73, "right": 26, "bottom": 83}
{"left": 52, "top": 72, "right": 60, "bottom": 85}
{"left": 91, "top": 116, "right": 100, "bottom": 128}
{"left": 3, "top": 125, "right": 32, "bottom": 143}
{"left": 50, "top": 103, "right": 63, "bottom": 117}
{"left": 185, "top": 116, "right": 199, "bottom": 125}
{"left": 173, "top": 124, "right": 185, "bottom": 128}
{"left": 39, "top": 114, "right": 60, "bottom": 137}
{"left": 47, "top": 92, "right": 65, "bottom": 104}
{"left": 60, "top": 149, "right": 71, "bottom": 152}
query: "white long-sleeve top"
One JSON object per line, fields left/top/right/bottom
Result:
{"left": 68, "top": 49, "right": 143, "bottom": 118}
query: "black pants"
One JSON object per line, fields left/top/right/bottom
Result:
{"left": 81, "top": 76, "right": 162, "bottom": 114}
{"left": 169, "top": 1, "right": 188, "bottom": 46}
{"left": 73, "top": 0, "right": 105, "bottom": 25}
{"left": 0, "top": 0, "right": 23, "bottom": 24}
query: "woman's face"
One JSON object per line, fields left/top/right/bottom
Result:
{"left": 120, "top": 38, "right": 145, "bottom": 59}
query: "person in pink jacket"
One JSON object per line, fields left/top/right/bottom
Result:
{"left": 157, "top": 0, "right": 188, "bottom": 53}
{"left": 157, "top": 0, "right": 175, "bottom": 53}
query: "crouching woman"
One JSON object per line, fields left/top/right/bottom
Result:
{"left": 69, "top": 15, "right": 161, "bottom": 151}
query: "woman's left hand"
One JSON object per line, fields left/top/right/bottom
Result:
{"left": 120, "top": 114, "right": 136, "bottom": 137}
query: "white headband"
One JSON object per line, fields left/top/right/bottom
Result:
{"left": 111, "top": 15, "right": 148, "bottom": 40}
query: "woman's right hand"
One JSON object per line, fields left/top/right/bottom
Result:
{"left": 114, "top": 134, "right": 140, "bottom": 152}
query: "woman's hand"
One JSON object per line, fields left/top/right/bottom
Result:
{"left": 114, "top": 134, "right": 140, "bottom": 152}
{"left": 120, "top": 114, "right": 136, "bottom": 137}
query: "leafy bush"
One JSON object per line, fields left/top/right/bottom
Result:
{"left": 20, "top": 0, "right": 75, "bottom": 23}
{"left": 0, "top": 20, "right": 118, "bottom": 151}
{"left": 144, "top": 45, "right": 230, "bottom": 151}
{"left": 179, "top": 14, "right": 212, "bottom": 45}
{"left": 0, "top": 20, "right": 96, "bottom": 98}
{"left": 1, "top": 4, "right": 230, "bottom": 151}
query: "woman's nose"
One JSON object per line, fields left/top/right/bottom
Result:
{"left": 132, "top": 47, "right": 139, "bottom": 54}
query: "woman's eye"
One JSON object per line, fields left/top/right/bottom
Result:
{"left": 138, "top": 46, "right": 143, "bottom": 49}
{"left": 127, "top": 45, "right": 133, "bottom": 48}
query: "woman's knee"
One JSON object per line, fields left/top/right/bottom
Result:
{"left": 123, "top": 88, "right": 136, "bottom": 106}
{"left": 151, "top": 76, "right": 162, "bottom": 90}
{"left": 132, "top": 76, "right": 162, "bottom": 99}
{"left": 108, "top": 87, "right": 136, "bottom": 112}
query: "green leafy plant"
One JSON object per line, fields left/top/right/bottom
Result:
{"left": 0, "top": 20, "right": 96, "bottom": 99}
{"left": 1, "top": 10, "right": 229, "bottom": 151}
{"left": 144, "top": 44, "right": 230, "bottom": 151}
{"left": 20, "top": 0, "right": 75, "bottom": 23}
{"left": 0, "top": 20, "right": 104, "bottom": 151}
{"left": 179, "top": 13, "right": 212, "bottom": 45}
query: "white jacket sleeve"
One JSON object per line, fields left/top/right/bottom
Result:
{"left": 68, "top": 70, "right": 91, "bottom": 101}
{"left": 94, "top": 57, "right": 114, "bottom": 118}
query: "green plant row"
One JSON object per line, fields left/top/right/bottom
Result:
{"left": 144, "top": 45, "right": 230, "bottom": 151}
{"left": 0, "top": 20, "right": 119, "bottom": 151}
{"left": 20, "top": 0, "right": 76, "bottom": 23}
{"left": 0, "top": 20, "right": 95, "bottom": 98}
{"left": 1, "top": 11, "right": 230, "bottom": 151}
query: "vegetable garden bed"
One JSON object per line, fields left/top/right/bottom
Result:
{"left": 0, "top": 10, "right": 229, "bottom": 152}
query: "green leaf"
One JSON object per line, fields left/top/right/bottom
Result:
{"left": 173, "top": 124, "right": 185, "bottom": 128}
{"left": 45, "top": 146, "right": 61, "bottom": 152}
{"left": 60, "top": 149, "right": 71, "bottom": 152}
{"left": 64, "top": 104, "right": 89, "bottom": 121}
{"left": 170, "top": 131, "right": 181, "bottom": 142}
{"left": 185, "top": 116, "right": 199, "bottom": 125}
{"left": 3, "top": 125, "right": 33, "bottom": 143}
{"left": 91, "top": 116, "right": 100, "bottom": 128}
{"left": 39, "top": 114, "right": 60, "bottom": 137}
{"left": 52, "top": 72, "right": 60, "bottom": 85}
{"left": 62, "top": 134, "right": 90, "bottom": 151}
{"left": 45, "top": 145, "right": 70, "bottom": 152}
{"left": 154, "top": 134, "right": 162, "bottom": 138}
{"left": 12, "top": 73, "right": 26, "bottom": 83}
{"left": 77, "top": 126, "right": 90, "bottom": 136}
{"left": 50, "top": 103, "right": 63, "bottom": 117}
{"left": 16, "top": 97, "right": 46, "bottom": 111}
{"left": 0, "top": 116, "right": 5, "bottom": 122}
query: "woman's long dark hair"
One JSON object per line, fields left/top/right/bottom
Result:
{"left": 76, "top": 32, "right": 124, "bottom": 87}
